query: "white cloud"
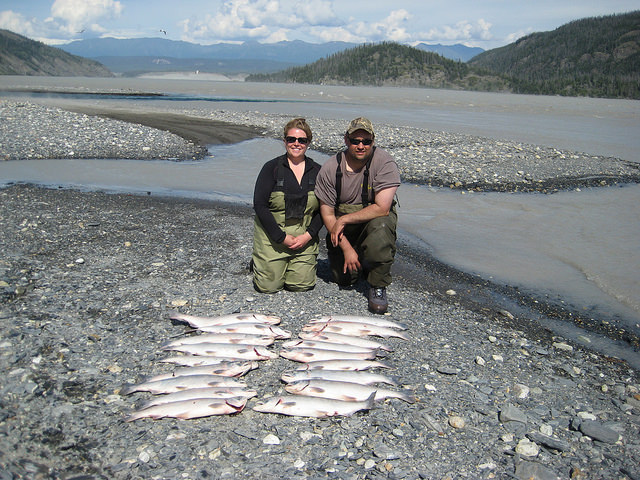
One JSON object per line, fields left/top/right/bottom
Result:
{"left": 180, "top": 0, "right": 342, "bottom": 43}
{"left": 308, "top": 25, "right": 365, "bottom": 43}
{"left": 0, "top": 10, "right": 38, "bottom": 37}
{"left": 49, "top": 0, "right": 123, "bottom": 35}
{"left": 418, "top": 18, "right": 493, "bottom": 45}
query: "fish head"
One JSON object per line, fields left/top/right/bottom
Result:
{"left": 284, "top": 381, "right": 305, "bottom": 394}
{"left": 252, "top": 396, "right": 294, "bottom": 413}
{"left": 280, "top": 371, "right": 298, "bottom": 383}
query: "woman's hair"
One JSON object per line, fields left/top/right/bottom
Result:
{"left": 283, "top": 118, "right": 312, "bottom": 143}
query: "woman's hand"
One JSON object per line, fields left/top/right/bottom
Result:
{"left": 283, "top": 232, "right": 311, "bottom": 250}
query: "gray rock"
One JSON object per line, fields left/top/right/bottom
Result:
{"left": 526, "top": 432, "right": 571, "bottom": 452}
{"left": 500, "top": 404, "right": 528, "bottom": 424}
{"left": 579, "top": 421, "right": 621, "bottom": 444}
{"left": 515, "top": 459, "right": 561, "bottom": 480}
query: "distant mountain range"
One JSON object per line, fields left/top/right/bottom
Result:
{"left": 2, "top": 10, "right": 638, "bottom": 99}
{"left": 56, "top": 38, "right": 482, "bottom": 76}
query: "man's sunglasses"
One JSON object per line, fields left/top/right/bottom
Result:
{"left": 348, "top": 137, "right": 373, "bottom": 146}
{"left": 285, "top": 136, "right": 309, "bottom": 145}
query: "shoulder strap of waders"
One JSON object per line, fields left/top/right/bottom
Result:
{"left": 275, "top": 156, "right": 286, "bottom": 191}
{"left": 334, "top": 148, "right": 376, "bottom": 213}
{"left": 361, "top": 146, "right": 375, "bottom": 207}
{"left": 334, "top": 152, "right": 344, "bottom": 216}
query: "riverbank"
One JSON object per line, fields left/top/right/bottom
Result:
{"left": 2, "top": 98, "right": 639, "bottom": 192}
{"left": 1, "top": 183, "right": 639, "bottom": 480}
{"left": 1, "top": 95, "right": 640, "bottom": 477}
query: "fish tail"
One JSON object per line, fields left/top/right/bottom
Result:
{"left": 119, "top": 384, "right": 137, "bottom": 395}
{"left": 364, "top": 391, "right": 376, "bottom": 410}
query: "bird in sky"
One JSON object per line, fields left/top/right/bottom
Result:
{"left": 159, "top": 29, "right": 167, "bottom": 35}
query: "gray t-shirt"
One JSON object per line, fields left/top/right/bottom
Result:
{"left": 315, "top": 147, "right": 400, "bottom": 207}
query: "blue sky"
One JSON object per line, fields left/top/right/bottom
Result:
{"left": 0, "top": 0, "right": 637, "bottom": 49}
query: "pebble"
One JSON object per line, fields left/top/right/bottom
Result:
{"left": 1, "top": 96, "right": 639, "bottom": 479}
{"left": 515, "top": 438, "right": 539, "bottom": 457}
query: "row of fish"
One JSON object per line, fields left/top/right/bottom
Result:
{"left": 121, "top": 312, "right": 415, "bottom": 420}
{"left": 122, "top": 312, "right": 287, "bottom": 421}
{"left": 252, "top": 314, "right": 415, "bottom": 418}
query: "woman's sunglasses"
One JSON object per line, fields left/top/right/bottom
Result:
{"left": 285, "top": 136, "right": 309, "bottom": 145}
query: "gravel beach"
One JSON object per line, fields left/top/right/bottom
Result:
{"left": 1, "top": 98, "right": 640, "bottom": 479}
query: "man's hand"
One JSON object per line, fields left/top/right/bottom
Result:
{"left": 330, "top": 216, "right": 346, "bottom": 247}
{"left": 342, "top": 243, "right": 361, "bottom": 274}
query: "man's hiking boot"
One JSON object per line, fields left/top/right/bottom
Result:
{"left": 368, "top": 287, "right": 388, "bottom": 314}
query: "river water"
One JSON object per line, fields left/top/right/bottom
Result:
{"left": 1, "top": 76, "right": 639, "bottom": 365}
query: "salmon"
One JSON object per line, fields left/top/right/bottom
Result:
{"left": 252, "top": 392, "right": 376, "bottom": 417}
{"left": 161, "top": 342, "right": 277, "bottom": 360}
{"left": 280, "top": 348, "right": 377, "bottom": 363}
{"left": 169, "top": 312, "right": 281, "bottom": 328}
{"left": 120, "top": 374, "right": 247, "bottom": 395}
{"left": 302, "top": 322, "right": 409, "bottom": 340}
{"left": 143, "top": 362, "right": 258, "bottom": 381}
{"left": 196, "top": 323, "right": 291, "bottom": 339}
{"left": 299, "top": 331, "right": 393, "bottom": 352}
{"left": 281, "top": 339, "right": 377, "bottom": 354}
{"left": 285, "top": 379, "right": 416, "bottom": 403}
{"left": 296, "top": 359, "right": 392, "bottom": 371}
{"left": 309, "top": 315, "right": 407, "bottom": 330}
{"left": 162, "top": 333, "right": 275, "bottom": 348}
{"left": 138, "top": 387, "right": 258, "bottom": 409}
{"left": 126, "top": 396, "right": 247, "bottom": 421}
{"left": 280, "top": 369, "right": 398, "bottom": 386}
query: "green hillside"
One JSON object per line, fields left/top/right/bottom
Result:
{"left": 246, "top": 42, "right": 510, "bottom": 92}
{"left": 469, "top": 11, "right": 640, "bottom": 99}
{"left": 0, "top": 29, "right": 112, "bottom": 77}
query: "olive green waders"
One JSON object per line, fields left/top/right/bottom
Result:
{"left": 326, "top": 203, "right": 397, "bottom": 287}
{"left": 252, "top": 191, "right": 319, "bottom": 293}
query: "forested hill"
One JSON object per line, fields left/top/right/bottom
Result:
{"left": 0, "top": 29, "right": 112, "bottom": 77}
{"left": 246, "top": 42, "right": 511, "bottom": 92}
{"left": 469, "top": 11, "right": 640, "bottom": 99}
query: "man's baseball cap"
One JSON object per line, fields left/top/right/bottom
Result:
{"left": 346, "top": 117, "right": 375, "bottom": 136}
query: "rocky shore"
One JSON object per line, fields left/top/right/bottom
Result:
{"left": 2, "top": 100, "right": 639, "bottom": 192}
{"left": 1, "top": 98, "right": 639, "bottom": 479}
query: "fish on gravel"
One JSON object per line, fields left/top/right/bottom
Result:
{"left": 120, "top": 374, "right": 247, "bottom": 395}
{"left": 285, "top": 379, "right": 416, "bottom": 403}
{"left": 159, "top": 355, "right": 249, "bottom": 367}
{"left": 281, "top": 369, "right": 398, "bottom": 386}
{"left": 169, "top": 312, "right": 281, "bottom": 328}
{"left": 143, "top": 362, "right": 258, "bottom": 381}
{"left": 299, "top": 331, "right": 393, "bottom": 352}
{"left": 309, "top": 315, "right": 407, "bottom": 330}
{"left": 281, "top": 339, "right": 377, "bottom": 354}
{"left": 138, "top": 387, "right": 258, "bottom": 409}
{"left": 302, "top": 322, "right": 409, "bottom": 340}
{"left": 296, "top": 359, "right": 392, "bottom": 371}
{"left": 162, "top": 333, "right": 275, "bottom": 348}
{"left": 196, "top": 323, "right": 291, "bottom": 339}
{"left": 252, "top": 392, "right": 376, "bottom": 418}
{"left": 126, "top": 396, "right": 247, "bottom": 421}
{"left": 162, "top": 342, "right": 277, "bottom": 360}
{"left": 280, "top": 348, "right": 378, "bottom": 363}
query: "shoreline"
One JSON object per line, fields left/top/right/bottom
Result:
{"left": 1, "top": 98, "right": 639, "bottom": 353}
{"left": 1, "top": 183, "right": 638, "bottom": 479}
